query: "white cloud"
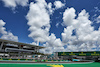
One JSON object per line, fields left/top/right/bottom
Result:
{"left": 2, "top": 0, "right": 28, "bottom": 9}
{"left": 91, "top": 7, "right": 100, "bottom": 24}
{"left": 40, "top": 46, "right": 65, "bottom": 54}
{"left": 0, "top": 20, "right": 18, "bottom": 42}
{"left": 54, "top": 1, "right": 65, "bottom": 9}
{"left": 39, "top": 33, "right": 63, "bottom": 54}
{"left": 0, "top": 20, "right": 7, "bottom": 34}
{"left": 62, "top": 8, "right": 100, "bottom": 51}
{"left": 95, "top": 15, "right": 100, "bottom": 23}
{"left": 94, "top": 7, "right": 100, "bottom": 12}
{"left": 26, "top": 0, "right": 64, "bottom": 54}
{"left": 26, "top": 0, "right": 50, "bottom": 43}
{"left": 46, "top": 33, "right": 63, "bottom": 47}
{"left": 47, "top": 2, "right": 54, "bottom": 14}
{"left": 47, "top": 1, "right": 65, "bottom": 14}
{"left": 56, "top": 22, "right": 60, "bottom": 28}
{"left": 30, "top": 42, "right": 38, "bottom": 46}
{"left": 63, "top": 8, "right": 76, "bottom": 26}
{"left": 26, "top": 1, "right": 100, "bottom": 54}
{"left": 39, "top": 47, "right": 53, "bottom": 54}
{"left": 1, "top": 32, "right": 18, "bottom": 41}
{"left": 62, "top": 26, "right": 76, "bottom": 43}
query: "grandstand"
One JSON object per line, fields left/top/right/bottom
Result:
{"left": 56, "top": 51, "right": 100, "bottom": 62}
{"left": 0, "top": 39, "right": 45, "bottom": 59}
{"left": 0, "top": 39, "right": 100, "bottom": 63}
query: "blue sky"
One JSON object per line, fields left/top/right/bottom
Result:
{"left": 0, "top": 0, "right": 100, "bottom": 54}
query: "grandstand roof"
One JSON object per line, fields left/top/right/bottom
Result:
{"left": 0, "top": 39, "right": 45, "bottom": 49}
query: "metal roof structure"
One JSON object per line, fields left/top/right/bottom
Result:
{"left": 0, "top": 39, "right": 46, "bottom": 56}
{"left": 0, "top": 39, "right": 45, "bottom": 49}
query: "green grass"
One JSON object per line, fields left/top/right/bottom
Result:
{"left": 0, "top": 62, "right": 100, "bottom": 67}
{"left": 63, "top": 62, "right": 100, "bottom": 67}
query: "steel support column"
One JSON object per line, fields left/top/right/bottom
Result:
{"left": 0, "top": 42, "right": 4, "bottom": 50}
{"left": 37, "top": 47, "right": 39, "bottom": 53}
{"left": 35, "top": 47, "right": 39, "bottom": 53}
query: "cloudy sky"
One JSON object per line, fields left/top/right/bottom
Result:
{"left": 0, "top": 0, "right": 100, "bottom": 54}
